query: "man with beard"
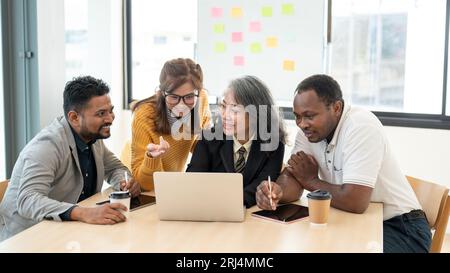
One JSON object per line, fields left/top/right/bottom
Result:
{"left": 0, "top": 76, "right": 141, "bottom": 241}
{"left": 256, "top": 74, "right": 431, "bottom": 253}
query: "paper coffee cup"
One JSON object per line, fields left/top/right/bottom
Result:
{"left": 307, "top": 190, "right": 332, "bottom": 226}
{"left": 110, "top": 191, "right": 131, "bottom": 218}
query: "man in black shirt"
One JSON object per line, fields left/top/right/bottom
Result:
{"left": 0, "top": 76, "right": 141, "bottom": 241}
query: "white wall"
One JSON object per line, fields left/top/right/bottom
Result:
{"left": 36, "top": 0, "right": 66, "bottom": 128}
{"left": 384, "top": 126, "right": 450, "bottom": 188}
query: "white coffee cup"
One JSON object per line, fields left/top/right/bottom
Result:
{"left": 109, "top": 191, "right": 131, "bottom": 218}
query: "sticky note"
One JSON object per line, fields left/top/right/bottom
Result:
{"left": 249, "top": 21, "right": 261, "bottom": 32}
{"left": 266, "top": 37, "right": 278, "bottom": 48}
{"left": 282, "top": 4, "right": 294, "bottom": 15}
{"left": 250, "top": 43, "right": 262, "bottom": 53}
{"left": 231, "top": 7, "right": 243, "bottom": 18}
{"left": 214, "top": 24, "right": 225, "bottom": 34}
{"left": 234, "top": 56, "right": 245, "bottom": 66}
{"left": 262, "top": 7, "right": 273, "bottom": 17}
{"left": 283, "top": 60, "right": 295, "bottom": 71}
{"left": 211, "top": 7, "right": 223, "bottom": 18}
{"left": 232, "top": 32, "right": 243, "bottom": 42}
{"left": 215, "top": 42, "right": 226, "bottom": 53}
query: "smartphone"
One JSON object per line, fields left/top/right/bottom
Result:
{"left": 252, "top": 204, "right": 309, "bottom": 223}
{"left": 96, "top": 195, "right": 156, "bottom": 211}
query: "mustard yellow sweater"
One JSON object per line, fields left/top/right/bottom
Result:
{"left": 131, "top": 90, "right": 210, "bottom": 191}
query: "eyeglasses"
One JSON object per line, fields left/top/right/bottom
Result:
{"left": 164, "top": 90, "right": 199, "bottom": 105}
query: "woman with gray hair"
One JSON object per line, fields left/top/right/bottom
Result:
{"left": 186, "top": 75, "right": 286, "bottom": 207}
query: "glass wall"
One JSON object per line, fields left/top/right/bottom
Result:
{"left": 64, "top": 0, "right": 89, "bottom": 81}
{"left": 330, "top": 0, "right": 447, "bottom": 114}
{"left": 130, "top": 0, "right": 198, "bottom": 100}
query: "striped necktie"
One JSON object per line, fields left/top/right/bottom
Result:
{"left": 234, "top": 146, "right": 246, "bottom": 173}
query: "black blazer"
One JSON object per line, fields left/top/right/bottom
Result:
{"left": 186, "top": 131, "right": 285, "bottom": 208}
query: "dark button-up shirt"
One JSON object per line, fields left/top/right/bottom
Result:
{"left": 60, "top": 126, "right": 98, "bottom": 221}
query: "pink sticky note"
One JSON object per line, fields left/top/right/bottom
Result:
{"left": 232, "top": 32, "right": 243, "bottom": 42}
{"left": 249, "top": 21, "right": 261, "bottom": 32}
{"left": 211, "top": 7, "right": 223, "bottom": 18}
{"left": 234, "top": 56, "right": 245, "bottom": 66}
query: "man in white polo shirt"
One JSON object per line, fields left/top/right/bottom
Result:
{"left": 255, "top": 74, "right": 431, "bottom": 253}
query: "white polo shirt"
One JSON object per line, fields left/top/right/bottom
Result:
{"left": 292, "top": 103, "right": 421, "bottom": 220}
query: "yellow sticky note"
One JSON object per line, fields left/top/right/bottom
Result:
{"left": 215, "top": 42, "right": 226, "bottom": 53}
{"left": 250, "top": 43, "right": 262, "bottom": 53}
{"left": 266, "top": 37, "right": 278, "bottom": 48}
{"left": 262, "top": 6, "right": 273, "bottom": 17}
{"left": 282, "top": 4, "right": 294, "bottom": 15}
{"left": 213, "top": 24, "right": 225, "bottom": 34}
{"left": 231, "top": 7, "right": 243, "bottom": 18}
{"left": 283, "top": 60, "right": 295, "bottom": 71}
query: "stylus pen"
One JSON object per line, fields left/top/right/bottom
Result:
{"left": 124, "top": 171, "right": 129, "bottom": 191}
{"left": 268, "top": 176, "right": 273, "bottom": 208}
{"left": 96, "top": 200, "right": 110, "bottom": 205}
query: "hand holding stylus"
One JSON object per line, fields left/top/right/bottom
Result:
{"left": 256, "top": 179, "right": 282, "bottom": 211}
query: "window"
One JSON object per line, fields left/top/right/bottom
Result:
{"left": 64, "top": 0, "right": 89, "bottom": 81}
{"left": 330, "top": 0, "right": 450, "bottom": 128}
{"left": 128, "top": 0, "right": 198, "bottom": 101}
{"left": 127, "top": 0, "right": 325, "bottom": 106}
{"left": 126, "top": 0, "right": 450, "bottom": 129}
{"left": 0, "top": 7, "right": 5, "bottom": 180}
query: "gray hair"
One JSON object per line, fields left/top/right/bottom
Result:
{"left": 228, "top": 75, "right": 287, "bottom": 149}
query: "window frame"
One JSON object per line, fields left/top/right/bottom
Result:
{"left": 123, "top": 0, "right": 132, "bottom": 110}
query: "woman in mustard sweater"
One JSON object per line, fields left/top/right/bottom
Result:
{"left": 131, "top": 58, "right": 210, "bottom": 191}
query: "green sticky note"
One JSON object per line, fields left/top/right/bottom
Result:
{"left": 250, "top": 43, "right": 262, "bottom": 53}
{"left": 282, "top": 4, "right": 294, "bottom": 15}
{"left": 262, "top": 6, "right": 273, "bottom": 17}
{"left": 215, "top": 42, "right": 226, "bottom": 53}
{"left": 213, "top": 24, "right": 225, "bottom": 34}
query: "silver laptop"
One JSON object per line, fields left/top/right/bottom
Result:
{"left": 153, "top": 172, "right": 245, "bottom": 222}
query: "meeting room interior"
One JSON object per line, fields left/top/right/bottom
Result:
{"left": 0, "top": 0, "right": 449, "bottom": 256}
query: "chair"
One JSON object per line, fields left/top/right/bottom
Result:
{"left": 0, "top": 180, "right": 9, "bottom": 203}
{"left": 406, "top": 175, "right": 450, "bottom": 253}
{"left": 120, "top": 139, "right": 132, "bottom": 171}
